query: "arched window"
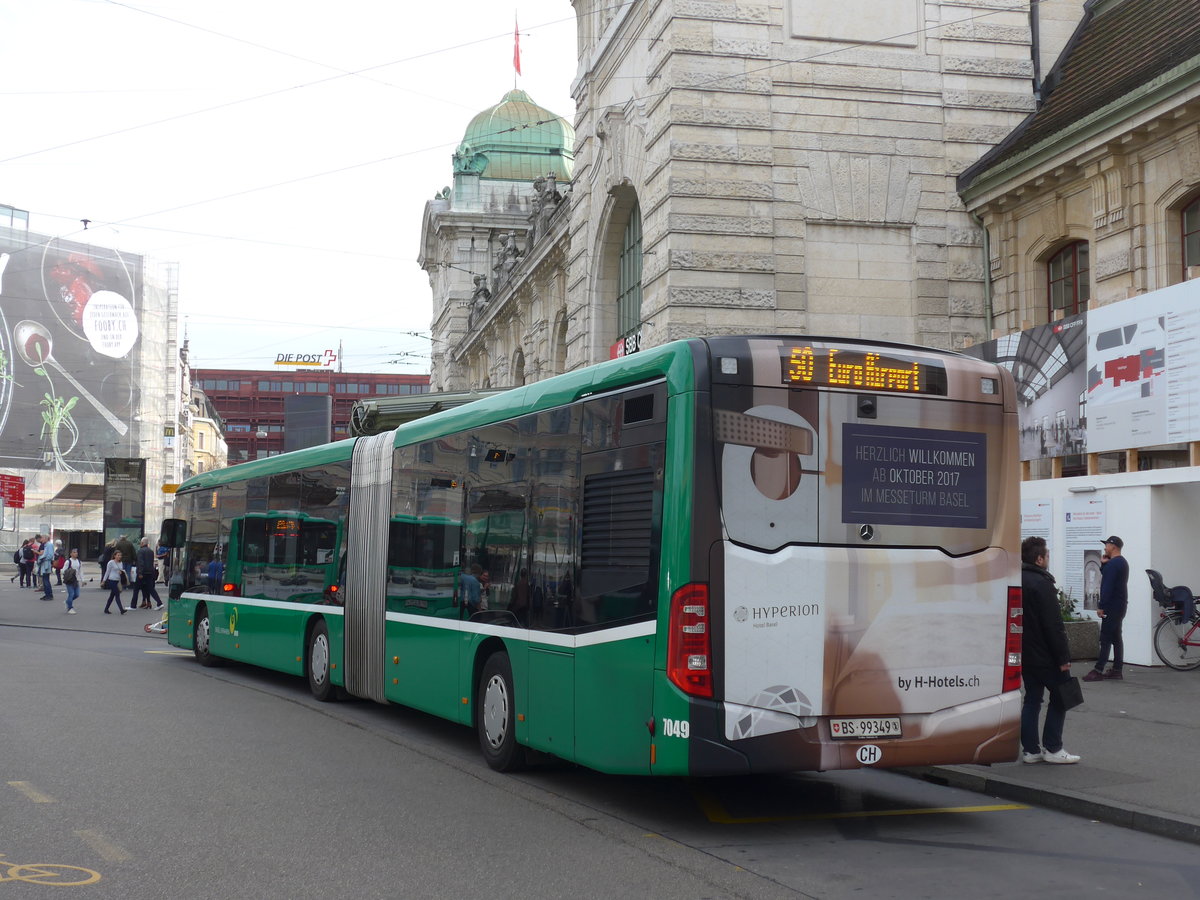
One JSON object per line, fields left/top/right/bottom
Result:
{"left": 1183, "top": 196, "right": 1200, "bottom": 278}
{"left": 617, "top": 203, "right": 642, "bottom": 340}
{"left": 1047, "top": 241, "right": 1089, "bottom": 317}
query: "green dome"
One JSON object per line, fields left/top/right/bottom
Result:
{"left": 459, "top": 89, "right": 574, "bottom": 182}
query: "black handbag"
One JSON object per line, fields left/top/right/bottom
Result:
{"left": 1051, "top": 675, "right": 1084, "bottom": 710}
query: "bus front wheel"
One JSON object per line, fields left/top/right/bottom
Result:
{"left": 307, "top": 619, "right": 337, "bottom": 702}
{"left": 477, "top": 651, "right": 524, "bottom": 772}
{"left": 193, "top": 606, "right": 221, "bottom": 667}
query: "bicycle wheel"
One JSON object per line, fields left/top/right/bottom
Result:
{"left": 1153, "top": 612, "right": 1200, "bottom": 670}
{"left": 6, "top": 863, "right": 101, "bottom": 885}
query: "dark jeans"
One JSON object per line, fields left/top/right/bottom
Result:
{"left": 103, "top": 583, "right": 126, "bottom": 613}
{"left": 137, "top": 575, "right": 161, "bottom": 607}
{"left": 41, "top": 572, "right": 53, "bottom": 598}
{"left": 1021, "top": 667, "right": 1069, "bottom": 755}
{"left": 1095, "top": 612, "right": 1125, "bottom": 672}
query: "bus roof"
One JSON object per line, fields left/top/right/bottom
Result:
{"left": 388, "top": 339, "right": 698, "bottom": 449}
{"left": 177, "top": 438, "right": 356, "bottom": 494}
{"left": 175, "top": 339, "right": 699, "bottom": 495}
{"left": 177, "top": 333, "right": 966, "bottom": 495}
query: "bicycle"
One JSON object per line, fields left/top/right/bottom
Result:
{"left": 0, "top": 853, "right": 100, "bottom": 885}
{"left": 1146, "top": 569, "right": 1200, "bottom": 671}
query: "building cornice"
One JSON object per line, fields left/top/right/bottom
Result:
{"left": 961, "top": 56, "right": 1200, "bottom": 208}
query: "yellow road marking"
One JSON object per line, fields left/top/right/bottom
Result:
{"left": 75, "top": 829, "right": 131, "bottom": 862}
{"left": 7, "top": 781, "right": 55, "bottom": 803}
{"left": 692, "top": 786, "right": 1026, "bottom": 824}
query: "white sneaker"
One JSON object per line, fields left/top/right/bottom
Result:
{"left": 1042, "top": 748, "right": 1080, "bottom": 765}
{"left": 67, "top": 609, "right": 77, "bottom": 614}
{"left": 1021, "top": 751, "right": 1042, "bottom": 764}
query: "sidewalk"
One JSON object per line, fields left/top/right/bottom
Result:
{"left": 0, "top": 566, "right": 167, "bottom": 637}
{"left": 4, "top": 572, "right": 1198, "bottom": 842}
{"left": 910, "top": 659, "right": 1200, "bottom": 844}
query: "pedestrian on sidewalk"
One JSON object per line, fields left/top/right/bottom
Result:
{"left": 1084, "top": 535, "right": 1129, "bottom": 682}
{"left": 136, "top": 537, "right": 163, "bottom": 610}
{"left": 52, "top": 540, "right": 65, "bottom": 584}
{"left": 16, "top": 539, "right": 32, "bottom": 587}
{"left": 98, "top": 540, "right": 115, "bottom": 581}
{"left": 37, "top": 537, "right": 55, "bottom": 600}
{"left": 102, "top": 550, "right": 127, "bottom": 615}
{"left": 23, "top": 536, "right": 40, "bottom": 589}
{"left": 62, "top": 548, "right": 82, "bottom": 614}
{"left": 1020, "top": 536, "right": 1081, "bottom": 765}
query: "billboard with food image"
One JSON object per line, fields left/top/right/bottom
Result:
{"left": 0, "top": 231, "right": 143, "bottom": 473}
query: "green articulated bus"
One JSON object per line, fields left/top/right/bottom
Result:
{"left": 166, "top": 335, "right": 1023, "bottom": 775}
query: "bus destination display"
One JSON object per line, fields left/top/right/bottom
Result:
{"left": 781, "top": 346, "right": 948, "bottom": 395}
{"left": 841, "top": 423, "right": 987, "bottom": 529}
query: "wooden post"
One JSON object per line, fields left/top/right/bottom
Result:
{"left": 1191, "top": 441, "right": 1200, "bottom": 467}
{"left": 1087, "top": 453, "right": 1100, "bottom": 475}
{"left": 1052, "top": 456, "right": 1064, "bottom": 478}
{"left": 1126, "top": 448, "right": 1139, "bottom": 472}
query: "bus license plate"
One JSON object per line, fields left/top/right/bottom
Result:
{"left": 830, "top": 717, "right": 902, "bottom": 740}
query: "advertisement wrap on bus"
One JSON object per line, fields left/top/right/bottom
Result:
{"left": 165, "top": 335, "right": 1020, "bottom": 775}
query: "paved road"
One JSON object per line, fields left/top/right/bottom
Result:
{"left": 5, "top": 576, "right": 1200, "bottom": 898}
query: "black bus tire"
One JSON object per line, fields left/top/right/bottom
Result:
{"left": 477, "top": 651, "right": 524, "bottom": 772}
{"left": 307, "top": 619, "right": 337, "bottom": 702}
{"left": 193, "top": 605, "right": 222, "bottom": 667}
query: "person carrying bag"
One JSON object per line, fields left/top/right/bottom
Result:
{"left": 103, "top": 550, "right": 128, "bottom": 615}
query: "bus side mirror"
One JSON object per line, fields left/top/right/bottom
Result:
{"left": 160, "top": 519, "right": 187, "bottom": 548}
{"left": 168, "top": 574, "right": 185, "bottom": 600}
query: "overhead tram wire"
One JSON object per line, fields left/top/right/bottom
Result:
{"left": 0, "top": 12, "right": 573, "bottom": 168}
{"left": 42, "top": 0, "right": 1039, "bottom": 244}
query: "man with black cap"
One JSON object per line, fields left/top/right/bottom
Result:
{"left": 1084, "top": 535, "right": 1128, "bottom": 681}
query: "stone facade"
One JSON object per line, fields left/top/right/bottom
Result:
{"left": 960, "top": 0, "right": 1200, "bottom": 331}
{"left": 425, "top": 0, "right": 1088, "bottom": 389}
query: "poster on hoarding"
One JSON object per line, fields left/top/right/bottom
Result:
{"left": 962, "top": 314, "right": 1088, "bottom": 461}
{"left": 1021, "top": 498, "right": 1052, "bottom": 544}
{"left": 0, "top": 234, "right": 142, "bottom": 473}
{"left": 1062, "top": 496, "right": 1105, "bottom": 614}
{"left": 1086, "top": 279, "right": 1200, "bottom": 453}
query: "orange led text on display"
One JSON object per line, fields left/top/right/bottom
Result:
{"left": 783, "top": 347, "right": 925, "bottom": 393}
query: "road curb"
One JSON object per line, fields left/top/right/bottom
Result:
{"left": 903, "top": 765, "right": 1200, "bottom": 846}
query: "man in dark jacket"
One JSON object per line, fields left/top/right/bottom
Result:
{"left": 1084, "top": 535, "right": 1129, "bottom": 681}
{"left": 1020, "top": 536, "right": 1080, "bottom": 764}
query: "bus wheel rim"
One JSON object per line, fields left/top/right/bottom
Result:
{"left": 483, "top": 674, "right": 509, "bottom": 749}
{"left": 311, "top": 633, "right": 329, "bottom": 685}
{"left": 197, "top": 617, "right": 210, "bottom": 654}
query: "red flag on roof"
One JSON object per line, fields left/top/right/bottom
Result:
{"left": 514, "top": 16, "right": 522, "bottom": 76}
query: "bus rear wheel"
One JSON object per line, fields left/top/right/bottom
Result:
{"left": 307, "top": 619, "right": 337, "bottom": 702}
{"left": 477, "top": 651, "right": 524, "bottom": 772}
{"left": 193, "top": 605, "right": 221, "bottom": 667}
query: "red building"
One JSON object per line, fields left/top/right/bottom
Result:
{"left": 192, "top": 368, "right": 430, "bottom": 462}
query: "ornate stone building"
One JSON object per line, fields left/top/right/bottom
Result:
{"left": 961, "top": 0, "right": 1200, "bottom": 326}
{"left": 420, "top": 89, "right": 575, "bottom": 391}
{"left": 423, "top": 0, "right": 1087, "bottom": 390}
{"left": 959, "top": 0, "right": 1200, "bottom": 476}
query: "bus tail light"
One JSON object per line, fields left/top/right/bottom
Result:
{"left": 1003, "top": 585, "right": 1022, "bottom": 693}
{"left": 222, "top": 582, "right": 240, "bottom": 597}
{"left": 668, "top": 583, "right": 712, "bottom": 698}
